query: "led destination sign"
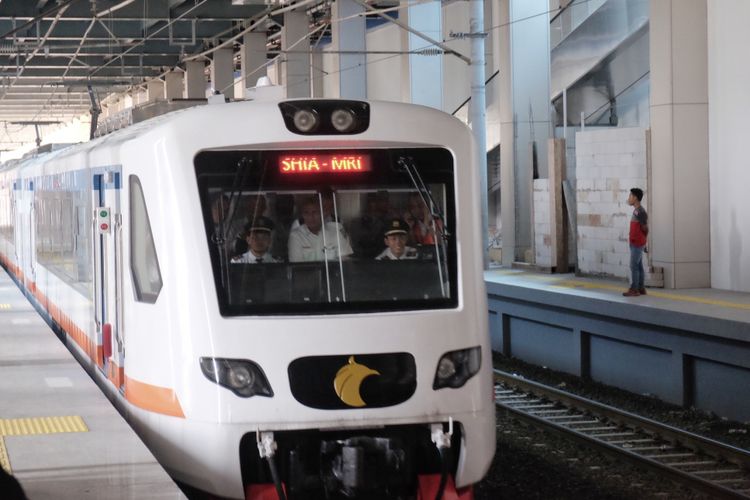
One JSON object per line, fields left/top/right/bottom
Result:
{"left": 279, "top": 154, "right": 371, "bottom": 174}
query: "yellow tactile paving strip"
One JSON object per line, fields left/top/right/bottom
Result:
{"left": 0, "top": 416, "right": 88, "bottom": 474}
{"left": 0, "top": 437, "right": 10, "bottom": 473}
{"left": 0, "top": 416, "right": 88, "bottom": 436}
{"left": 0, "top": 303, "right": 11, "bottom": 310}
{"left": 489, "top": 270, "right": 750, "bottom": 311}
{"left": 554, "top": 280, "right": 750, "bottom": 311}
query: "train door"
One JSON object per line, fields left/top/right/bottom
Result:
{"left": 11, "top": 179, "right": 23, "bottom": 270}
{"left": 93, "top": 171, "right": 124, "bottom": 390}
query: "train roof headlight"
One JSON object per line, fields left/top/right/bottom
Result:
{"left": 331, "top": 108, "right": 356, "bottom": 133}
{"left": 279, "top": 100, "right": 370, "bottom": 135}
{"left": 200, "top": 357, "right": 273, "bottom": 398}
{"left": 292, "top": 109, "right": 319, "bottom": 133}
{"left": 433, "top": 346, "right": 481, "bottom": 390}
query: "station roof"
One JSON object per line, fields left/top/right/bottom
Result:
{"left": 0, "top": 0, "right": 338, "bottom": 150}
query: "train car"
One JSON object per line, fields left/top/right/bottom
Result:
{"left": 0, "top": 97, "right": 495, "bottom": 500}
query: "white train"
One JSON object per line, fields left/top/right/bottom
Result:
{"left": 0, "top": 97, "right": 495, "bottom": 499}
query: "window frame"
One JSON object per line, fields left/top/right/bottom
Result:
{"left": 129, "top": 175, "right": 163, "bottom": 303}
{"left": 196, "top": 147, "right": 459, "bottom": 317}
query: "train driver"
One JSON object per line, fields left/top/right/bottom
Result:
{"left": 375, "top": 218, "right": 419, "bottom": 261}
{"left": 231, "top": 216, "right": 278, "bottom": 264}
{"left": 288, "top": 196, "right": 353, "bottom": 262}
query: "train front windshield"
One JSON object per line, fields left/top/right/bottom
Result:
{"left": 195, "top": 148, "right": 458, "bottom": 316}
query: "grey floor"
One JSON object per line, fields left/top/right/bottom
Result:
{"left": 0, "top": 270, "right": 185, "bottom": 500}
{"left": 485, "top": 268, "right": 750, "bottom": 326}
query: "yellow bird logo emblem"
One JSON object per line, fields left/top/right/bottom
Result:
{"left": 333, "top": 356, "right": 380, "bottom": 407}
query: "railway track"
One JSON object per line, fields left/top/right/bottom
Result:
{"left": 494, "top": 369, "right": 750, "bottom": 499}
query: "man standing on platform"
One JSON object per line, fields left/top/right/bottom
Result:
{"left": 623, "top": 187, "right": 649, "bottom": 297}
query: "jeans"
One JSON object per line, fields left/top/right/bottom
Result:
{"left": 629, "top": 244, "right": 645, "bottom": 290}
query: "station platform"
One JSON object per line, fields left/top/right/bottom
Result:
{"left": 485, "top": 268, "right": 750, "bottom": 422}
{"left": 0, "top": 270, "right": 184, "bottom": 499}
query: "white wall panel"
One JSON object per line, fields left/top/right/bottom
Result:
{"left": 707, "top": 0, "right": 750, "bottom": 292}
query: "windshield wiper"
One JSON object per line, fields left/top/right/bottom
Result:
{"left": 215, "top": 156, "right": 254, "bottom": 290}
{"left": 397, "top": 155, "right": 450, "bottom": 298}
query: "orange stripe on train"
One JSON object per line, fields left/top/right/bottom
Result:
{"left": 1, "top": 253, "right": 184, "bottom": 418}
{"left": 125, "top": 376, "right": 185, "bottom": 418}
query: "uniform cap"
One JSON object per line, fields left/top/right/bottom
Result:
{"left": 245, "top": 216, "right": 275, "bottom": 234}
{"left": 384, "top": 218, "right": 409, "bottom": 236}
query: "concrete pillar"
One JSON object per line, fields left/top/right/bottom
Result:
{"left": 649, "top": 0, "right": 710, "bottom": 288}
{"left": 210, "top": 47, "right": 235, "bottom": 99}
{"left": 498, "top": 0, "right": 515, "bottom": 266}
{"left": 282, "top": 11, "right": 311, "bottom": 98}
{"left": 241, "top": 32, "right": 267, "bottom": 92}
{"left": 407, "top": 1, "right": 442, "bottom": 109}
{"left": 146, "top": 80, "right": 164, "bottom": 102}
{"left": 511, "top": 0, "right": 551, "bottom": 264}
{"left": 165, "top": 71, "right": 183, "bottom": 100}
{"left": 311, "top": 48, "right": 324, "bottom": 97}
{"left": 331, "top": 0, "right": 366, "bottom": 99}
{"left": 185, "top": 60, "right": 206, "bottom": 98}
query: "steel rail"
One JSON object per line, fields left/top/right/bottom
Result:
{"left": 494, "top": 369, "right": 750, "bottom": 499}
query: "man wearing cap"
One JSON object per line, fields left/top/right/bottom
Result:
{"left": 376, "top": 218, "right": 419, "bottom": 260}
{"left": 231, "top": 216, "right": 278, "bottom": 264}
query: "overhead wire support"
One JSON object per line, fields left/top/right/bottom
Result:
{"left": 351, "top": 0, "right": 471, "bottom": 64}
{"left": 88, "top": 0, "right": 211, "bottom": 77}
{"left": 0, "top": 0, "right": 82, "bottom": 41}
{"left": 87, "top": 84, "right": 101, "bottom": 140}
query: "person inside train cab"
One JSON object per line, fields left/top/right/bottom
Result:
{"left": 290, "top": 188, "right": 336, "bottom": 230}
{"left": 376, "top": 218, "right": 418, "bottom": 261}
{"left": 350, "top": 191, "right": 395, "bottom": 258}
{"left": 288, "top": 195, "right": 352, "bottom": 262}
{"left": 231, "top": 216, "right": 278, "bottom": 264}
{"left": 404, "top": 193, "right": 436, "bottom": 246}
{"left": 233, "top": 194, "right": 269, "bottom": 256}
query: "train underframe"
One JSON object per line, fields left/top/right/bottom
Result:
{"left": 238, "top": 423, "right": 472, "bottom": 500}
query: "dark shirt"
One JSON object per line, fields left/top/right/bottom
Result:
{"left": 629, "top": 206, "right": 648, "bottom": 247}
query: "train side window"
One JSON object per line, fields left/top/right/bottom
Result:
{"left": 129, "top": 175, "right": 162, "bottom": 303}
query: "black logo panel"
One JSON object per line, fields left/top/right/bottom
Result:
{"left": 288, "top": 353, "right": 417, "bottom": 409}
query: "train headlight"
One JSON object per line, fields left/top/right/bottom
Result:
{"left": 199, "top": 357, "right": 274, "bottom": 398}
{"left": 331, "top": 108, "right": 356, "bottom": 133}
{"left": 432, "top": 346, "right": 481, "bottom": 390}
{"left": 279, "top": 101, "right": 370, "bottom": 135}
{"left": 292, "top": 109, "right": 319, "bottom": 133}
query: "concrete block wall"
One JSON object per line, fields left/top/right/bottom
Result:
{"left": 533, "top": 179, "right": 551, "bottom": 266}
{"left": 575, "top": 127, "right": 647, "bottom": 278}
